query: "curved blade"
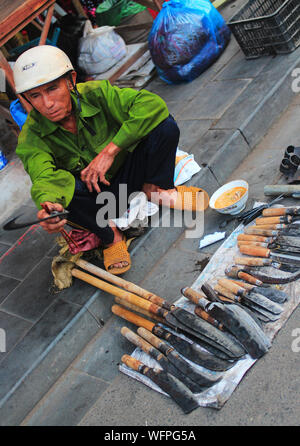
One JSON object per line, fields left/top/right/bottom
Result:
{"left": 164, "top": 312, "right": 241, "bottom": 360}
{"left": 169, "top": 308, "right": 246, "bottom": 359}
{"left": 147, "top": 348, "right": 203, "bottom": 393}
{"left": 145, "top": 368, "right": 199, "bottom": 414}
{"left": 152, "top": 326, "right": 235, "bottom": 371}
{"left": 3, "top": 211, "right": 69, "bottom": 231}
{"left": 207, "top": 302, "right": 271, "bottom": 359}
{"left": 166, "top": 350, "right": 221, "bottom": 388}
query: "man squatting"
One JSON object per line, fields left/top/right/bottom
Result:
{"left": 14, "top": 46, "right": 209, "bottom": 275}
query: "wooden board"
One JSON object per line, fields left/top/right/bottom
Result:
{"left": 0, "top": 0, "right": 55, "bottom": 46}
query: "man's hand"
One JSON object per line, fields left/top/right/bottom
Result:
{"left": 80, "top": 142, "right": 121, "bottom": 193}
{"left": 38, "top": 202, "right": 67, "bottom": 234}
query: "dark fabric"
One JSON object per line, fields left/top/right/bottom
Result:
{"left": 66, "top": 115, "right": 179, "bottom": 245}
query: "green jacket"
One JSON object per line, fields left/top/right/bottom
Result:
{"left": 16, "top": 80, "right": 169, "bottom": 210}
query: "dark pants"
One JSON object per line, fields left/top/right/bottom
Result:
{"left": 67, "top": 115, "right": 180, "bottom": 245}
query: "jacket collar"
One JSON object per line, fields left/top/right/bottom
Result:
{"left": 29, "top": 91, "right": 100, "bottom": 137}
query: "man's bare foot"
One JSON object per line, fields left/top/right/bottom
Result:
{"left": 142, "top": 183, "right": 178, "bottom": 207}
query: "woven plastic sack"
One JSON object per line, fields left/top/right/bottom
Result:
{"left": 148, "top": 0, "right": 231, "bottom": 84}
{"left": 78, "top": 20, "right": 127, "bottom": 74}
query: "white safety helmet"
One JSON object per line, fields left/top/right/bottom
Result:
{"left": 13, "top": 45, "right": 74, "bottom": 94}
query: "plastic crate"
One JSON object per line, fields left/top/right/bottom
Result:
{"left": 227, "top": 0, "right": 300, "bottom": 59}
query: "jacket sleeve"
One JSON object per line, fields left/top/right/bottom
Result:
{"left": 96, "top": 80, "right": 170, "bottom": 150}
{"left": 16, "top": 130, "right": 75, "bottom": 210}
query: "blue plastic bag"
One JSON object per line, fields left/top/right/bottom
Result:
{"left": 148, "top": 0, "right": 231, "bottom": 84}
{"left": 9, "top": 99, "right": 28, "bottom": 130}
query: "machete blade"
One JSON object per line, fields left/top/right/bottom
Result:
{"left": 166, "top": 350, "right": 221, "bottom": 388}
{"left": 243, "top": 291, "right": 283, "bottom": 315}
{"left": 164, "top": 311, "right": 241, "bottom": 360}
{"left": 146, "top": 367, "right": 199, "bottom": 414}
{"left": 207, "top": 301, "right": 271, "bottom": 359}
{"left": 241, "top": 299, "right": 281, "bottom": 322}
{"left": 168, "top": 307, "right": 246, "bottom": 359}
{"left": 147, "top": 348, "right": 203, "bottom": 393}
{"left": 250, "top": 286, "right": 287, "bottom": 304}
{"left": 152, "top": 325, "right": 235, "bottom": 372}
{"left": 122, "top": 355, "right": 199, "bottom": 414}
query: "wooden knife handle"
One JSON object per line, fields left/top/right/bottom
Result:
{"left": 114, "top": 297, "right": 164, "bottom": 324}
{"left": 214, "top": 284, "right": 240, "bottom": 301}
{"left": 76, "top": 259, "right": 172, "bottom": 310}
{"left": 244, "top": 227, "right": 278, "bottom": 236}
{"left": 218, "top": 278, "right": 244, "bottom": 295}
{"left": 137, "top": 327, "right": 171, "bottom": 356}
{"left": 237, "top": 234, "right": 272, "bottom": 242}
{"left": 111, "top": 305, "right": 155, "bottom": 332}
{"left": 225, "top": 266, "right": 263, "bottom": 286}
{"left": 255, "top": 216, "right": 287, "bottom": 225}
{"left": 238, "top": 241, "right": 268, "bottom": 248}
{"left": 237, "top": 272, "right": 263, "bottom": 286}
{"left": 121, "top": 327, "right": 154, "bottom": 355}
{"left": 235, "top": 257, "right": 270, "bottom": 266}
{"left": 230, "top": 280, "right": 254, "bottom": 290}
{"left": 72, "top": 269, "right": 166, "bottom": 317}
{"left": 194, "top": 307, "right": 224, "bottom": 331}
{"left": 262, "top": 208, "right": 287, "bottom": 217}
{"left": 253, "top": 224, "right": 286, "bottom": 230}
{"left": 181, "top": 287, "right": 206, "bottom": 305}
{"left": 239, "top": 245, "right": 270, "bottom": 258}
{"left": 121, "top": 354, "right": 144, "bottom": 372}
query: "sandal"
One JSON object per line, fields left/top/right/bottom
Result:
{"left": 170, "top": 185, "right": 209, "bottom": 211}
{"left": 103, "top": 238, "right": 131, "bottom": 275}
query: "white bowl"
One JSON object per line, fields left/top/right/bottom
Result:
{"left": 209, "top": 180, "right": 249, "bottom": 215}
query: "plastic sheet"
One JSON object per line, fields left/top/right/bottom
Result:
{"left": 148, "top": 0, "right": 231, "bottom": 84}
{"left": 120, "top": 204, "right": 300, "bottom": 409}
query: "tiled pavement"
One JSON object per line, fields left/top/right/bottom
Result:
{"left": 1, "top": 0, "right": 300, "bottom": 425}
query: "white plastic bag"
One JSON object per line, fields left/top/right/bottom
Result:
{"left": 77, "top": 20, "right": 127, "bottom": 75}
{"left": 174, "top": 149, "right": 201, "bottom": 186}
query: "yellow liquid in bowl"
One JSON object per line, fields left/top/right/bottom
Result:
{"left": 214, "top": 187, "right": 247, "bottom": 209}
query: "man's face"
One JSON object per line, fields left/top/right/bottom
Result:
{"left": 24, "top": 77, "right": 73, "bottom": 122}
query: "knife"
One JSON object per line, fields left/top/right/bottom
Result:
{"left": 186, "top": 285, "right": 274, "bottom": 324}
{"left": 244, "top": 227, "right": 300, "bottom": 238}
{"left": 73, "top": 269, "right": 245, "bottom": 359}
{"left": 262, "top": 207, "right": 300, "bottom": 217}
{"left": 121, "top": 327, "right": 205, "bottom": 393}
{"left": 225, "top": 267, "right": 288, "bottom": 303}
{"left": 255, "top": 216, "right": 292, "bottom": 225}
{"left": 183, "top": 285, "right": 271, "bottom": 359}
{"left": 112, "top": 305, "right": 235, "bottom": 371}
{"left": 213, "top": 284, "right": 279, "bottom": 323}
{"left": 121, "top": 355, "right": 199, "bottom": 414}
{"left": 239, "top": 245, "right": 300, "bottom": 266}
{"left": 234, "top": 256, "right": 300, "bottom": 273}
{"left": 229, "top": 279, "right": 287, "bottom": 304}
{"left": 238, "top": 266, "right": 300, "bottom": 285}
{"left": 218, "top": 279, "right": 283, "bottom": 315}
{"left": 137, "top": 327, "right": 222, "bottom": 387}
